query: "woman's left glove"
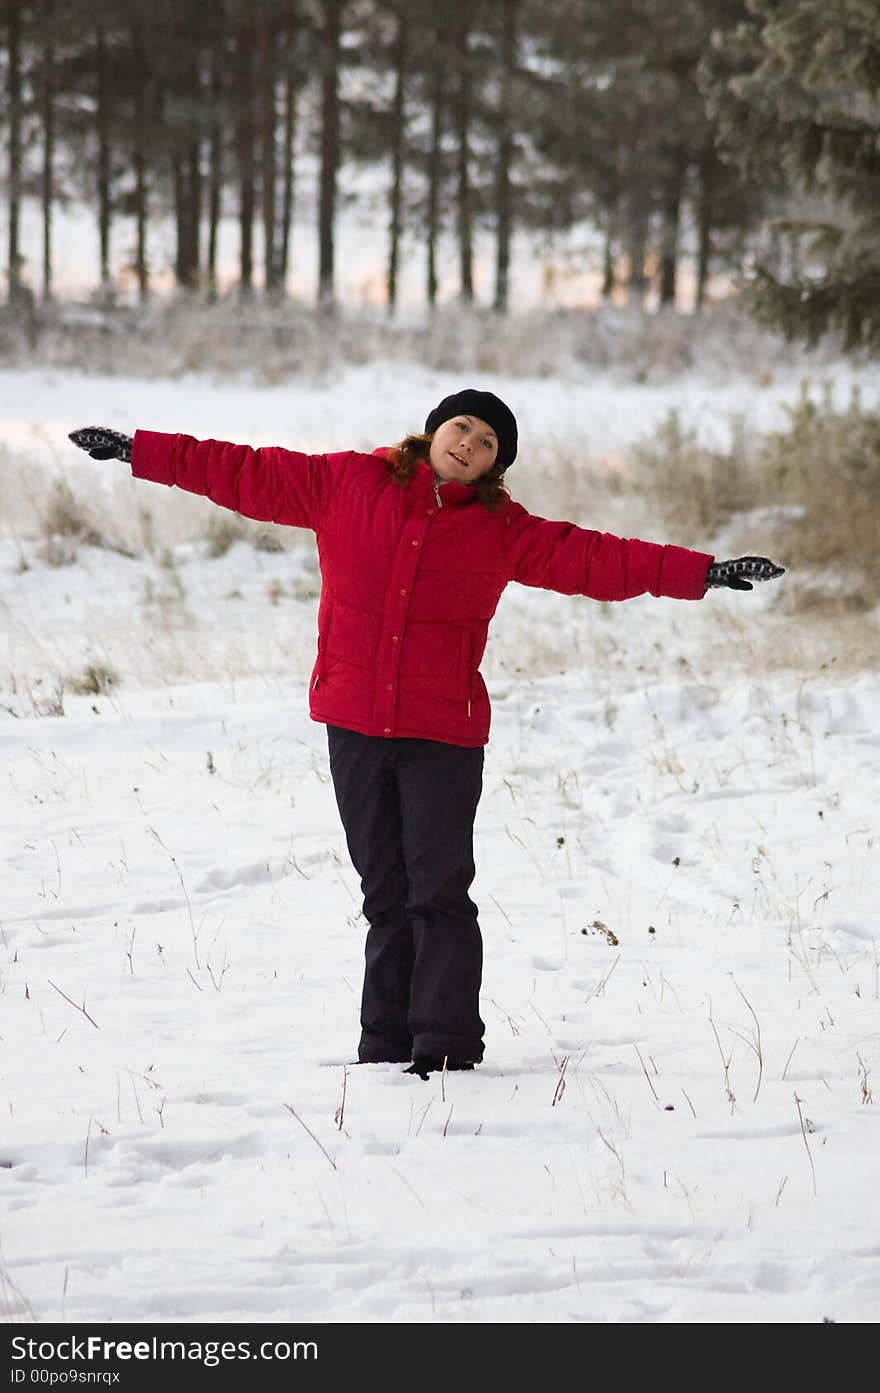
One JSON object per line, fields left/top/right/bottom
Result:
{"left": 68, "top": 427, "right": 133, "bottom": 463}
{"left": 705, "top": 556, "right": 785, "bottom": 591}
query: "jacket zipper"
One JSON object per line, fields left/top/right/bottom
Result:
{"left": 431, "top": 479, "right": 465, "bottom": 706}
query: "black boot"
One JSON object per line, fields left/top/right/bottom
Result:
{"left": 403, "top": 1056, "right": 476, "bottom": 1080}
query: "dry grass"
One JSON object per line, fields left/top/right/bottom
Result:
{"left": 38, "top": 478, "right": 110, "bottom": 566}
{"left": 759, "top": 387, "right": 880, "bottom": 607}
{"left": 0, "top": 449, "right": 299, "bottom": 565}
{"left": 633, "top": 386, "right": 880, "bottom": 610}
{"left": 0, "top": 296, "right": 852, "bottom": 386}
{"left": 203, "top": 512, "right": 289, "bottom": 558}
{"left": 204, "top": 511, "right": 250, "bottom": 559}
{"left": 65, "top": 660, "right": 119, "bottom": 696}
{"left": 630, "top": 410, "right": 756, "bottom": 538}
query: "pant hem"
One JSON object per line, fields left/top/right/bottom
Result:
{"left": 358, "top": 1037, "right": 413, "bottom": 1065}
{"left": 412, "top": 1033, "right": 484, "bottom": 1064}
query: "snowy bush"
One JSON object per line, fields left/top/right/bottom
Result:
{"left": 633, "top": 387, "right": 880, "bottom": 608}
{"left": 0, "top": 296, "right": 850, "bottom": 387}
{"left": 760, "top": 388, "right": 880, "bottom": 608}
{"left": 204, "top": 512, "right": 250, "bottom": 559}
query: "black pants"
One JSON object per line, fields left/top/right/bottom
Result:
{"left": 326, "top": 725, "right": 486, "bottom": 1063}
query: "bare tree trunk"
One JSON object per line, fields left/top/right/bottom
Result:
{"left": 173, "top": 152, "right": 186, "bottom": 286}
{"left": 259, "top": 16, "right": 278, "bottom": 291}
{"left": 318, "top": 0, "right": 344, "bottom": 307}
{"left": 601, "top": 223, "right": 615, "bottom": 300}
{"left": 659, "top": 155, "right": 684, "bottom": 308}
{"left": 453, "top": 1, "right": 474, "bottom": 303}
{"left": 626, "top": 195, "right": 649, "bottom": 307}
{"left": 493, "top": 0, "right": 520, "bottom": 314}
{"left": 96, "top": 25, "right": 112, "bottom": 294}
{"left": 7, "top": 0, "right": 22, "bottom": 304}
{"left": 41, "top": 0, "right": 55, "bottom": 301}
{"left": 386, "top": 5, "right": 407, "bottom": 313}
{"left": 236, "top": 24, "right": 256, "bottom": 294}
{"left": 188, "top": 127, "right": 202, "bottom": 290}
{"left": 131, "top": 23, "right": 148, "bottom": 300}
{"left": 695, "top": 151, "right": 714, "bottom": 313}
{"left": 426, "top": 45, "right": 443, "bottom": 306}
{"left": 175, "top": 44, "right": 202, "bottom": 292}
{"left": 172, "top": 130, "right": 192, "bottom": 291}
{"left": 279, "top": 43, "right": 297, "bottom": 286}
{"left": 207, "top": 25, "right": 224, "bottom": 299}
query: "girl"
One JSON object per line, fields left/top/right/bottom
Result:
{"left": 69, "top": 390, "right": 784, "bottom": 1078}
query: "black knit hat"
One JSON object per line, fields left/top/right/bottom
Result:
{"left": 424, "top": 389, "right": 518, "bottom": 471}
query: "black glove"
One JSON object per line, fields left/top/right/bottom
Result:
{"left": 68, "top": 427, "right": 133, "bottom": 463}
{"left": 705, "top": 556, "right": 785, "bottom": 591}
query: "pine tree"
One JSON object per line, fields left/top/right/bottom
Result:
{"left": 709, "top": 0, "right": 880, "bottom": 349}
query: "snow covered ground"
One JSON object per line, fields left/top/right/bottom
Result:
{"left": 1, "top": 362, "right": 878, "bottom": 1324}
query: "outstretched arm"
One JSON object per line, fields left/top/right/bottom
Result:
{"left": 70, "top": 427, "right": 344, "bottom": 531}
{"left": 504, "top": 505, "right": 713, "bottom": 601}
{"left": 504, "top": 504, "right": 785, "bottom": 601}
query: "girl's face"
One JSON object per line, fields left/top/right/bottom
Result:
{"left": 428, "top": 415, "right": 499, "bottom": 483}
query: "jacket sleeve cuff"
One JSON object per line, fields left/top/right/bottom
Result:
{"left": 130, "top": 430, "right": 178, "bottom": 486}
{"left": 660, "top": 546, "right": 714, "bottom": 600}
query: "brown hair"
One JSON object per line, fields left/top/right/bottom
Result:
{"left": 389, "top": 432, "right": 510, "bottom": 513}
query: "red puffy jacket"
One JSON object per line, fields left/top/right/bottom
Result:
{"left": 131, "top": 431, "right": 712, "bottom": 747}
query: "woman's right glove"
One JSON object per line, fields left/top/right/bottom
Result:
{"left": 705, "top": 556, "right": 785, "bottom": 591}
{"left": 68, "top": 427, "right": 133, "bottom": 463}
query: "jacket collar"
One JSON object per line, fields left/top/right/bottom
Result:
{"left": 371, "top": 448, "right": 478, "bottom": 509}
{"left": 417, "top": 462, "right": 479, "bottom": 508}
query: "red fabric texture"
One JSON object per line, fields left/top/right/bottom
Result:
{"left": 131, "top": 430, "right": 712, "bottom": 747}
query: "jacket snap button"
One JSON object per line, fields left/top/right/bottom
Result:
{"left": 412, "top": 539, "right": 418, "bottom": 546}
{"left": 384, "top": 727, "right": 391, "bottom": 734}
{"left": 386, "top": 683, "right": 392, "bottom": 690}
{"left": 391, "top": 635, "right": 399, "bottom": 642}
{"left": 399, "top": 588, "right": 406, "bottom": 596}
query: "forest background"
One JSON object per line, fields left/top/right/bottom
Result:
{"left": 1, "top": 0, "right": 877, "bottom": 337}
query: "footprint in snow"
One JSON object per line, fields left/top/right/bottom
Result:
{"left": 106, "top": 1132, "right": 267, "bottom": 1178}
{"left": 21, "top": 901, "right": 116, "bottom": 925}
{"left": 178, "top": 1090, "right": 250, "bottom": 1109}
{"left": 128, "top": 897, "right": 187, "bottom": 916}
{"left": 194, "top": 850, "right": 327, "bottom": 894}
{"left": 195, "top": 862, "right": 279, "bottom": 892}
